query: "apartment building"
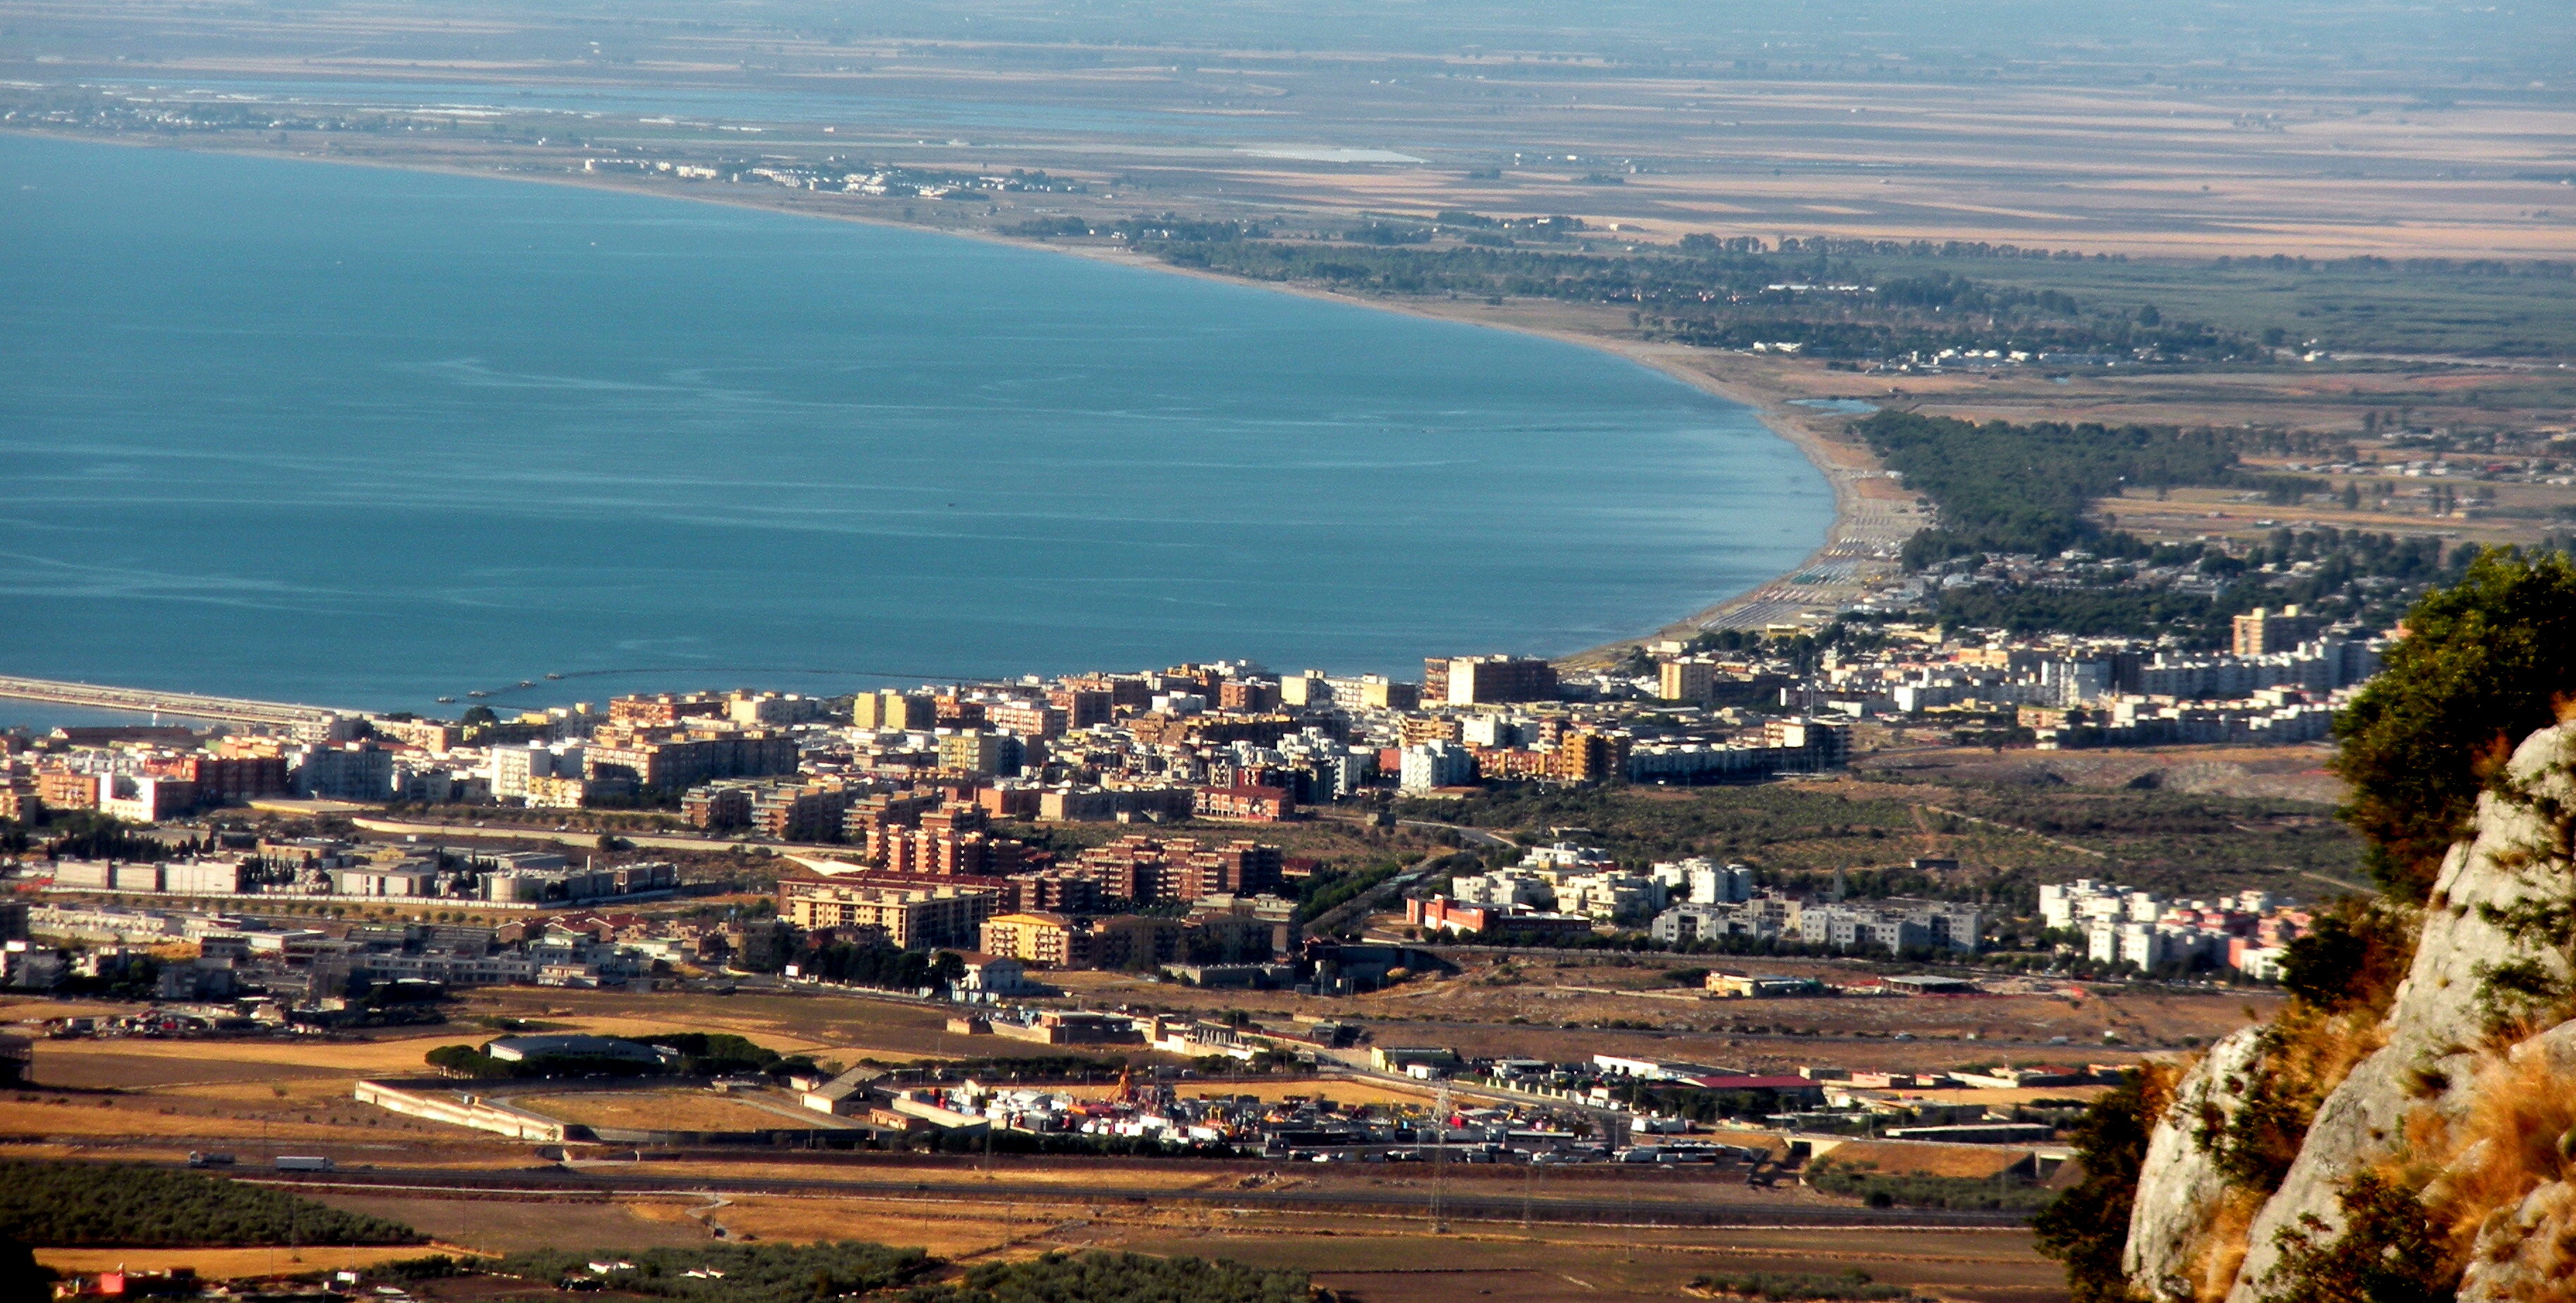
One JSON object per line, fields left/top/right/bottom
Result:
{"left": 35, "top": 770, "right": 101, "bottom": 811}
{"left": 143, "top": 754, "right": 288, "bottom": 804}
{"left": 491, "top": 742, "right": 585, "bottom": 805}
{"left": 851, "top": 691, "right": 937, "bottom": 730}
{"left": 2232, "top": 605, "right": 2322, "bottom": 656}
{"left": 294, "top": 743, "right": 396, "bottom": 800}
{"left": 1658, "top": 658, "right": 1716, "bottom": 703}
{"left": 608, "top": 693, "right": 728, "bottom": 727}
{"left": 1426, "top": 655, "right": 1558, "bottom": 706}
{"left": 583, "top": 732, "right": 796, "bottom": 792}
{"left": 937, "top": 730, "right": 1009, "bottom": 776}
{"left": 776, "top": 875, "right": 1001, "bottom": 948}
{"left": 1192, "top": 783, "right": 1294, "bottom": 822}
{"left": 985, "top": 701, "right": 1069, "bottom": 739}
{"left": 751, "top": 783, "right": 857, "bottom": 841}
{"left": 1066, "top": 835, "right": 1282, "bottom": 905}
{"left": 979, "top": 911, "right": 1091, "bottom": 968}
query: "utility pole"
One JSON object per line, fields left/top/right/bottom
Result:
{"left": 1432, "top": 1081, "right": 1451, "bottom": 1234}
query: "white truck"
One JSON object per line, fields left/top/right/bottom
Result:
{"left": 273, "top": 1155, "right": 335, "bottom": 1172}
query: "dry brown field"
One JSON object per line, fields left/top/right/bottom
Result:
{"left": 294, "top": 1194, "right": 720, "bottom": 1256}
{"left": 10, "top": 0, "right": 2567, "bottom": 266}
{"left": 33, "top": 1247, "right": 459, "bottom": 1278}
{"left": 1056, "top": 955, "right": 2271, "bottom": 1072}
{"left": 508, "top": 1089, "right": 807, "bottom": 1133}
{"left": 1858, "top": 744, "right": 2350, "bottom": 807}
{"left": 273, "top": 1184, "right": 2073, "bottom": 1301}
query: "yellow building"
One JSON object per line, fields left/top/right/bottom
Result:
{"left": 777, "top": 876, "right": 998, "bottom": 948}
{"left": 937, "top": 730, "right": 1007, "bottom": 775}
{"left": 1657, "top": 658, "right": 1715, "bottom": 703}
{"left": 979, "top": 911, "right": 1088, "bottom": 968}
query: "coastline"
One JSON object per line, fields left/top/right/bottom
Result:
{"left": 4, "top": 128, "right": 1909, "bottom": 665}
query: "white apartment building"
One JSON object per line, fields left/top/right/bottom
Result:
{"left": 489, "top": 742, "right": 585, "bottom": 805}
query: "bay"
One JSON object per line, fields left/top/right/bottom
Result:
{"left": 0, "top": 133, "right": 1830, "bottom": 718}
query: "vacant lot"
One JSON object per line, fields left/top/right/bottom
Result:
{"left": 1403, "top": 770, "right": 2366, "bottom": 902}
{"left": 302, "top": 1195, "right": 720, "bottom": 1257}
{"left": 512, "top": 1089, "right": 807, "bottom": 1133}
{"left": 1061, "top": 951, "right": 2272, "bottom": 1069}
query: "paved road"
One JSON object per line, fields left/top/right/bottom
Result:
{"left": 238, "top": 1161, "right": 2029, "bottom": 1230}
{"left": 1392, "top": 819, "right": 1517, "bottom": 850}
{"left": 351, "top": 816, "right": 834, "bottom": 859}
{"left": 1302, "top": 855, "right": 1444, "bottom": 939}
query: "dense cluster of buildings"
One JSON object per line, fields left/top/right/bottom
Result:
{"left": 2041, "top": 878, "right": 2308, "bottom": 975}
{"left": 789, "top": 1057, "right": 1711, "bottom": 1160}
{"left": 777, "top": 1027, "right": 2099, "bottom": 1155}
{"left": 1668, "top": 606, "right": 2389, "bottom": 754}
{"left": 11, "top": 902, "right": 787, "bottom": 1004}
{"left": 1405, "top": 844, "right": 1981, "bottom": 957}
{"left": 0, "top": 656, "right": 1867, "bottom": 837}
{"left": 1, "top": 607, "right": 2392, "bottom": 847}
{"left": 30, "top": 833, "right": 677, "bottom": 910}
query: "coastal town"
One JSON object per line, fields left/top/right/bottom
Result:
{"left": 0, "top": 600, "right": 2374, "bottom": 1213}
{"left": 10, "top": 0, "right": 2576, "bottom": 1294}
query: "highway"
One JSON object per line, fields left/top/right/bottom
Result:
{"left": 239, "top": 1160, "right": 2032, "bottom": 1231}
{"left": 349, "top": 816, "right": 827, "bottom": 857}
{"left": 0, "top": 673, "right": 343, "bottom": 737}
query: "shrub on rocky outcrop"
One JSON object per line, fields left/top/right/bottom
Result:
{"left": 2258, "top": 1170, "right": 2455, "bottom": 1303}
{"left": 2331, "top": 547, "right": 2576, "bottom": 902}
{"left": 2046, "top": 550, "right": 2576, "bottom": 1303}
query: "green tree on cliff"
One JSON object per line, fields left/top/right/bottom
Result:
{"left": 2330, "top": 547, "right": 2576, "bottom": 901}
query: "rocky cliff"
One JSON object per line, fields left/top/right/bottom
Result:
{"left": 2124, "top": 720, "right": 2576, "bottom": 1302}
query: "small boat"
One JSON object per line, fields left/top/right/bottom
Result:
{"left": 467, "top": 690, "right": 490, "bottom": 698}
{"left": 544, "top": 673, "right": 564, "bottom": 681}
{"left": 436, "top": 696, "right": 456, "bottom": 704}
{"left": 517, "top": 680, "right": 535, "bottom": 689}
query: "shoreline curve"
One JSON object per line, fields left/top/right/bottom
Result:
{"left": 4, "top": 127, "right": 1907, "bottom": 668}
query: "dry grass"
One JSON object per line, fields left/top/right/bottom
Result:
{"left": 302, "top": 1195, "right": 717, "bottom": 1256}
{"left": 33, "top": 1247, "right": 446, "bottom": 1279}
{"left": 2407, "top": 1047, "right": 2576, "bottom": 1296}
{"left": 0, "top": 1096, "right": 355, "bottom": 1141}
{"left": 1805, "top": 1140, "right": 2027, "bottom": 1179}
{"left": 35, "top": 1033, "right": 459, "bottom": 1081}
{"left": 2185, "top": 1186, "right": 2264, "bottom": 1303}
{"left": 511, "top": 1090, "right": 799, "bottom": 1131}
{"left": 650, "top": 1196, "right": 1042, "bottom": 1257}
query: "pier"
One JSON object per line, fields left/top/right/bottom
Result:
{"left": 0, "top": 674, "right": 349, "bottom": 741}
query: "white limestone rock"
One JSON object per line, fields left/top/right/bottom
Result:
{"left": 2219, "top": 723, "right": 2576, "bottom": 1302}
{"left": 2124, "top": 1025, "right": 2265, "bottom": 1301}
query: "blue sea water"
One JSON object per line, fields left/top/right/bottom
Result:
{"left": 0, "top": 133, "right": 1830, "bottom": 718}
